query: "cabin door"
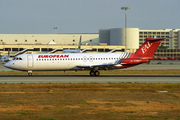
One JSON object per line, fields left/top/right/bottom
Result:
{"left": 27, "top": 55, "right": 33, "bottom": 68}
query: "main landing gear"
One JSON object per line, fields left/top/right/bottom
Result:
{"left": 89, "top": 70, "right": 100, "bottom": 76}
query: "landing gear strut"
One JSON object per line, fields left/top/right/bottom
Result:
{"left": 89, "top": 70, "right": 100, "bottom": 76}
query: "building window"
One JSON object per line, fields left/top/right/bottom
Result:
{"left": 15, "top": 40, "right": 17, "bottom": 42}
{"left": 0, "top": 39, "right": 3, "bottom": 42}
{"left": 5, "top": 48, "right": 11, "bottom": 51}
{"left": 34, "top": 48, "right": 40, "bottom": 51}
{"left": 73, "top": 39, "right": 75, "bottom": 42}
{"left": 90, "top": 39, "right": 92, "bottom": 42}
{"left": 25, "top": 40, "right": 27, "bottom": 42}
{"left": 35, "top": 40, "right": 37, "bottom": 42}
{"left": 42, "top": 48, "right": 47, "bottom": 51}
{"left": 12, "top": 48, "right": 18, "bottom": 51}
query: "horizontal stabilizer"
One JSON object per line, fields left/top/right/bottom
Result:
{"left": 146, "top": 37, "right": 173, "bottom": 41}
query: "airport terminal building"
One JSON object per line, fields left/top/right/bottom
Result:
{"left": 0, "top": 28, "right": 180, "bottom": 59}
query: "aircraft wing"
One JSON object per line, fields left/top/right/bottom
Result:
{"left": 76, "top": 63, "right": 121, "bottom": 70}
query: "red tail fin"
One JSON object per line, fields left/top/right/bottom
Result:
{"left": 131, "top": 37, "right": 173, "bottom": 59}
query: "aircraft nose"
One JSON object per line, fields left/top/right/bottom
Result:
{"left": 4, "top": 62, "right": 11, "bottom": 69}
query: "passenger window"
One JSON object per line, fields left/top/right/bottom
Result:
{"left": 19, "top": 58, "right": 22, "bottom": 60}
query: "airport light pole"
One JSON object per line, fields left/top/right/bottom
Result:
{"left": 121, "top": 7, "right": 130, "bottom": 51}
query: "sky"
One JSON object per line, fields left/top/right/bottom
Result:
{"left": 0, "top": 0, "right": 180, "bottom": 34}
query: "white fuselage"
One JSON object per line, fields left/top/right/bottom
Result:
{"left": 4, "top": 52, "right": 131, "bottom": 71}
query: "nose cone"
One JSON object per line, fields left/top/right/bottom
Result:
{"left": 4, "top": 62, "right": 11, "bottom": 69}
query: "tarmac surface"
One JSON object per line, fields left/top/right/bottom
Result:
{"left": 0, "top": 60, "right": 180, "bottom": 83}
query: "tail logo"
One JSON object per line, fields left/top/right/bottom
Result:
{"left": 141, "top": 41, "right": 153, "bottom": 54}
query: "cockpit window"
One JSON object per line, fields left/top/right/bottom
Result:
{"left": 14, "top": 57, "right": 23, "bottom": 60}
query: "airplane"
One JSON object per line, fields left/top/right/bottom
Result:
{"left": 0, "top": 50, "right": 10, "bottom": 63}
{"left": 61, "top": 35, "right": 82, "bottom": 53}
{"left": 4, "top": 37, "right": 172, "bottom": 76}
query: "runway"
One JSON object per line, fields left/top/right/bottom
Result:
{"left": 1, "top": 60, "right": 180, "bottom": 83}
{"left": 0, "top": 75, "right": 180, "bottom": 83}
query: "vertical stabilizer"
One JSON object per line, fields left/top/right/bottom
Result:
{"left": 132, "top": 37, "right": 172, "bottom": 59}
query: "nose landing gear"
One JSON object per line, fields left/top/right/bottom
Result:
{"left": 27, "top": 71, "right": 32, "bottom": 76}
{"left": 89, "top": 70, "right": 100, "bottom": 76}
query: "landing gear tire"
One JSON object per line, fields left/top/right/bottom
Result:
{"left": 94, "top": 71, "right": 100, "bottom": 76}
{"left": 89, "top": 70, "right": 100, "bottom": 76}
{"left": 90, "top": 70, "right": 95, "bottom": 76}
{"left": 28, "top": 71, "right": 32, "bottom": 76}
{"left": 28, "top": 73, "right": 32, "bottom": 76}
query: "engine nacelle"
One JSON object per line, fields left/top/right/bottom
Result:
{"left": 121, "top": 58, "right": 149, "bottom": 64}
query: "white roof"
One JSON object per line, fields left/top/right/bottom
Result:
{"left": 47, "top": 40, "right": 56, "bottom": 45}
